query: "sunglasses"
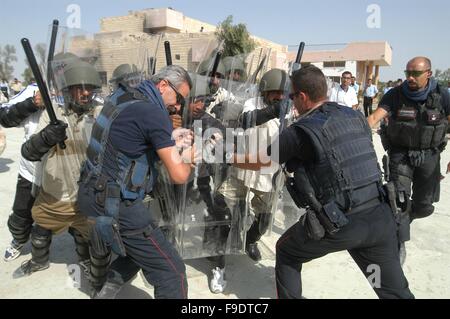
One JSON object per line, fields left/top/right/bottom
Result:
{"left": 167, "top": 80, "right": 185, "bottom": 107}
{"left": 404, "top": 70, "right": 430, "bottom": 78}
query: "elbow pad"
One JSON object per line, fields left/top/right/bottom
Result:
{"left": 0, "top": 98, "right": 37, "bottom": 128}
{"left": 21, "top": 131, "right": 53, "bottom": 162}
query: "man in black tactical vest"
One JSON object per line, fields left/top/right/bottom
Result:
{"left": 233, "top": 65, "right": 414, "bottom": 299}
{"left": 368, "top": 57, "right": 450, "bottom": 262}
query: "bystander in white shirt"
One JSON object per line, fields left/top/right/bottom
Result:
{"left": 329, "top": 85, "right": 358, "bottom": 109}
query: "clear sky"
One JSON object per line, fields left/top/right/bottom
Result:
{"left": 1, "top": 0, "right": 449, "bottom": 82}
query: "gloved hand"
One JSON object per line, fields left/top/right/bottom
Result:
{"left": 41, "top": 120, "right": 68, "bottom": 146}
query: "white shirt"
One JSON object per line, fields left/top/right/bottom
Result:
{"left": 329, "top": 85, "right": 358, "bottom": 108}
{"left": 1, "top": 84, "right": 42, "bottom": 184}
{"left": 235, "top": 97, "right": 280, "bottom": 192}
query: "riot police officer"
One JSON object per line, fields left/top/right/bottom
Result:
{"left": 109, "top": 64, "right": 141, "bottom": 93}
{"left": 368, "top": 57, "right": 450, "bottom": 261}
{"left": 233, "top": 65, "right": 414, "bottom": 299}
{"left": 19, "top": 60, "right": 103, "bottom": 276}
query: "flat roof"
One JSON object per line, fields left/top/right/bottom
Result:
{"left": 288, "top": 42, "right": 392, "bottom": 66}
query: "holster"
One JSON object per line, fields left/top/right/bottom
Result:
{"left": 90, "top": 216, "right": 127, "bottom": 257}
{"left": 384, "top": 181, "right": 411, "bottom": 242}
{"left": 90, "top": 179, "right": 127, "bottom": 257}
{"left": 301, "top": 209, "right": 325, "bottom": 241}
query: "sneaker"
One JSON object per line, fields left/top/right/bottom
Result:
{"left": 79, "top": 259, "right": 91, "bottom": 279}
{"left": 92, "top": 280, "right": 123, "bottom": 299}
{"left": 18, "top": 259, "right": 49, "bottom": 276}
{"left": 246, "top": 243, "right": 262, "bottom": 262}
{"left": 209, "top": 267, "right": 227, "bottom": 294}
{"left": 4, "top": 240, "right": 24, "bottom": 262}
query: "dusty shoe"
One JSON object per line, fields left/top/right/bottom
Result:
{"left": 209, "top": 267, "right": 227, "bottom": 294}
{"left": 246, "top": 242, "right": 262, "bottom": 262}
{"left": 4, "top": 240, "right": 24, "bottom": 262}
{"left": 78, "top": 259, "right": 91, "bottom": 279}
{"left": 15, "top": 259, "right": 49, "bottom": 277}
{"left": 92, "top": 280, "right": 123, "bottom": 299}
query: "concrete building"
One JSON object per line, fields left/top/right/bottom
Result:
{"left": 67, "top": 7, "right": 288, "bottom": 90}
{"left": 65, "top": 7, "right": 392, "bottom": 94}
{"left": 288, "top": 42, "right": 393, "bottom": 90}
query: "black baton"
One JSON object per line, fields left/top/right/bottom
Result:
{"left": 211, "top": 51, "right": 222, "bottom": 76}
{"left": 47, "top": 19, "right": 59, "bottom": 86}
{"left": 164, "top": 41, "right": 172, "bottom": 66}
{"left": 21, "top": 38, "right": 66, "bottom": 149}
{"left": 295, "top": 42, "right": 306, "bottom": 64}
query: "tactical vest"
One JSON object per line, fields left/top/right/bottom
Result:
{"left": 291, "top": 103, "right": 382, "bottom": 211}
{"left": 386, "top": 85, "right": 448, "bottom": 150}
{"left": 84, "top": 87, "right": 159, "bottom": 205}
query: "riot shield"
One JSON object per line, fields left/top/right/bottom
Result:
{"left": 143, "top": 40, "right": 225, "bottom": 259}
{"left": 41, "top": 27, "right": 158, "bottom": 208}
{"left": 174, "top": 50, "right": 270, "bottom": 259}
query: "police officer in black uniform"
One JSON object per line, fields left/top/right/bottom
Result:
{"left": 233, "top": 65, "right": 414, "bottom": 299}
{"left": 77, "top": 65, "right": 195, "bottom": 299}
{"left": 368, "top": 57, "right": 450, "bottom": 259}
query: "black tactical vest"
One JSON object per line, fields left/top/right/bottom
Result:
{"left": 291, "top": 103, "right": 382, "bottom": 211}
{"left": 386, "top": 85, "right": 448, "bottom": 150}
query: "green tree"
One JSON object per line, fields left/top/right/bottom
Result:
{"left": 0, "top": 45, "right": 17, "bottom": 80}
{"left": 22, "top": 60, "right": 34, "bottom": 85}
{"left": 215, "top": 15, "right": 256, "bottom": 57}
{"left": 435, "top": 68, "right": 450, "bottom": 86}
{"left": 21, "top": 43, "right": 47, "bottom": 85}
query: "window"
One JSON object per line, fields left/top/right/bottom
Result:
{"left": 330, "top": 76, "right": 341, "bottom": 83}
{"left": 175, "top": 54, "right": 181, "bottom": 61}
{"left": 323, "top": 61, "right": 346, "bottom": 68}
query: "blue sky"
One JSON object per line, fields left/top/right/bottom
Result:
{"left": 1, "top": 0, "right": 449, "bottom": 81}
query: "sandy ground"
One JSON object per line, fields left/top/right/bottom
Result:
{"left": 0, "top": 126, "right": 449, "bottom": 299}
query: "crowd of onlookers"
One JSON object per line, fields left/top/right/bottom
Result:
{"left": 329, "top": 72, "right": 411, "bottom": 117}
{"left": 0, "top": 78, "right": 26, "bottom": 103}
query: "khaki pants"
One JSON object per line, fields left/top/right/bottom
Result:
{"left": 32, "top": 191, "right": 90, "bottom": 239}
{"left": 218, "top": 175, "right": 274, "bottom": 217}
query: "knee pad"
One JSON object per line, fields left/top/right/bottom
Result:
{"left": 257, "top": 213, "right": 272, "bottom": 235}
{"left": 212, "top": 194, "right": 232, "bottom": 222}
{"left": 89, "top": 246, "right": 112, "bottom": 289}
{"left": 69, "top": 228, "right": 90, "bottom": 261}
{"left": 31, "top": 225, "right": 52, "bottom": 264}
{"left": 7, "top": 214, "right": 33, "bottom": 244}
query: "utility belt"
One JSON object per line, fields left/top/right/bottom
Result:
{"left": 80, "top": 161, "right": 154, "bottom": 257}
{"left": 287, "top": 175, "right": 384, "bottom": 240}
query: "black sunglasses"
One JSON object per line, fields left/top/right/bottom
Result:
{"left": 404, "top": 70, "right": 430, "bottom": 78}
{"left": 167, "top": 80, "right": 185, "bottom": 107}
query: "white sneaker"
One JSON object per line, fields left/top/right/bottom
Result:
{"left": 79, "top": 259, "right": 91, "bottom": 278}
{"left": 209, "top": 267, "right": 227, "bottom": 294}
{"left": 4, "top": 240, "right": 24, "bottom": 262}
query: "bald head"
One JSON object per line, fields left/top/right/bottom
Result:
{"left": 405, "top": 56, "right": 433, "bottom": 91}
{"left": 407, "top": 57, "right": 432, "bottom": 71}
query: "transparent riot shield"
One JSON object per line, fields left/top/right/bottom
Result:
{"left": 269, "top": 60, "right": 308, "bottom": 236}
{"left": 142, "top": 39, "right": 224, "bottom": 259}
{"left": 44, "top": 26, "right": 158, "bottom": 208}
